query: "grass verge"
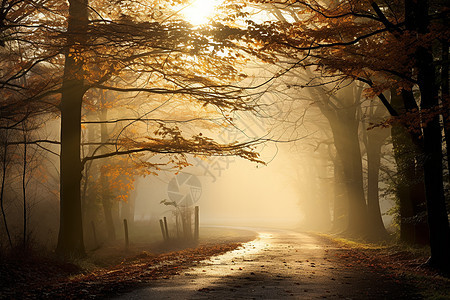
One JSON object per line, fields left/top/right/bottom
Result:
{"left": 316, "top": 233, "right": 450, "bottom": 299}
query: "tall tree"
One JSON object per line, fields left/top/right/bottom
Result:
{"left": 0, "top": 0, "right": 62, "bottom": 250}
{"left": 362, "top": 101, "right": 390, "bottom": 239}
{"left": 56, "top": 0, "right": 89, "bottom": 256}
{"left": 235, "top": 0, "right": 449, "bottom": 272}
{"left": 53, "top": 0, "right": 264, "bottom": 257}
{"left": 390, "top": 90, "right": 429, "bottom": 245}
{"left": 405, "top": 0, "right": 449, "bottom": 269}
{"left": 307, "top": 82, "right": 369, "bottom": 235}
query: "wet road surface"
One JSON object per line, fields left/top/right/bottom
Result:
{"left": 116, "top": 228, "right": 419, "bottom": 299}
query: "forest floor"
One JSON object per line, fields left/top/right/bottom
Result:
{"left": 319, "top": 233, "right": 450, "bottom": 299}
{"left": 1, "top": 227, "right": 449, "bottom": 299}
{"left": 0, "top": 227, "right": 256, "bottom": 299}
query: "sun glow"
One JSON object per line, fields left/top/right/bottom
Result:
{"left": 182, "top": 0, "right": 220, "bottom": 26}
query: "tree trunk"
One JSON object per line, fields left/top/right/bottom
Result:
{"left": 407, "top": 0, "right": 450, "bottom": 271}
{"left": 22, "top": 125, "right": 27, "bottom": 248}
{"left": 121, "top": 182, "right": 137, "bottom": 228}
{"left": 391, "top": 122, "right": 417, "bottom": 243}
{"left": 99, "top": 103, "right": 116, "bottom": 241}
{"left": 331, "top": 117, "right": 368, "bottom": 236}
{"left": 315, "top": 149, "right": 332, "bottom": 230}
{"left": 366, "top": 129, "right": 388, "bottom": 239}
{"left": 55, "top": 0, "right": 88, "bottom": 257}
{"left": 441, "top": 38, "right": 450, "bottom": 182}
{"left": 0, "top": 131, "right": 12, "bottom": 249}
{"left": 343, "top": 127, "right": 367, "bottom": 235}
{"left": 390, "top": 90, "right": 429, "bottom": 245}
{"left": 81, "top": 111, "right": 98, "bottom": 228}
{"left": 313, "top": 84, "right": 368, "bottom": 236}
{"left": 417, "top": 46, "right": 450, "bottom": 269}
{"left": 331, "top": 157, "right": 348, "bottom": 232}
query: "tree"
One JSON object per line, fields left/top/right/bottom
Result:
{"left": 405, "top": 0, "right": 449, "bottom": 270}
{"left": 0, "top": 0, "right": 62, "bottom": 251}
{"left": 55, "top": 0, "right": 89, "bottom": 257}
{"left": 363, "top": 100, "right": 390, "bottom": 239}
{"left": 235, "top": 0, "right": 449, "bottom": 271}
{"left": 52, "top": 0, "right": 265, "bottom": 257}
{"left": 0, "top": 129, "right": 13, "bottom": 249}
{"left": 310, "top": 82, "right": 369, "bottom": 235}
{"left": 390, "top": 91, "right": 429, "bottom": 245}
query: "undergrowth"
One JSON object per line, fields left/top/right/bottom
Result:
{"left": 317, "top": 232, "right": 449, "bottom": 299}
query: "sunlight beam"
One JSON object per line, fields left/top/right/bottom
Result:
{"left": 182, "top": 0, "right": 220, "bottom": 26}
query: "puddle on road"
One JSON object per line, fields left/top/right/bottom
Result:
{"left": 199, "top": 231, "right": 271, "bottom": 269}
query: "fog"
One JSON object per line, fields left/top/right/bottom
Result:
{"left": 3, "top": 2, "right": 450, "bottom": 296}
{"left": 0, "top": 0, "right": 406, "bottom": 256}
{"left": 134, "top": 149, "right": 302, "bottom": 228}
{"left": 0, "top": 79, "right": 400, "bottom": 252}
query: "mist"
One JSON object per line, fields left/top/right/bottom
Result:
{"left": 1, "top": 0, "right": 449, "bottom": 298}
{"left": 134, "top": 150, "right": 302, "bottom": 228}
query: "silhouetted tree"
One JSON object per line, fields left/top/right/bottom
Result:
{"left": 238, "top": 0, "right": 449, "bottom": 271}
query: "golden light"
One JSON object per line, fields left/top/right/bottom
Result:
{"left": 181, "top": 0, "right": 221, "bottom": 26}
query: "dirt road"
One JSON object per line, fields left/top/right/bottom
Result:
{"left": 116, "top": 228, "right": 420, "bottom": 299}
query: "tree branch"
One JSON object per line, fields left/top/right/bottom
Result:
{"left": 357, "top": 77, "right": 399, "bottom": 116}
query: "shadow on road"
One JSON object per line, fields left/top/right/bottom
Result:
{"left": 117, "top": 228, "right": 421, "bottom": 299}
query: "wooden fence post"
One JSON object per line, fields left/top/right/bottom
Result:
{"left": 163, "top": 216, "right": 170, "bottom": 240}
{"left": 194, "top": 206, "right": 199, "bottom": 240}
{"left": 159, "top": 219, "right": 167, "bottom": 241}
{"left": 176, "top": 212, "right": 180, "bottom": 238}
